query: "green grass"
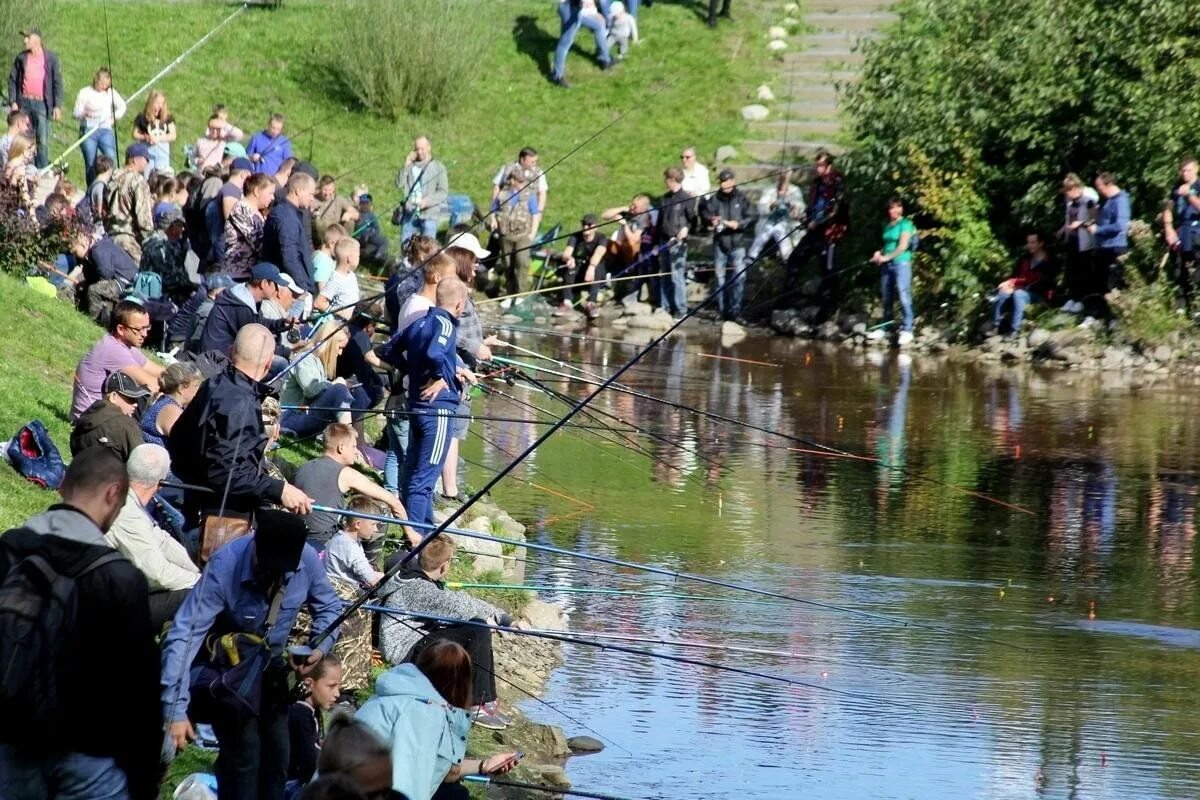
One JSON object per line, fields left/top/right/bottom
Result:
{"left": 44, "top": 0, "right": 772, "bottom": 237}
{"left": 0, "top": 273, "right": 106, "bottom": 527}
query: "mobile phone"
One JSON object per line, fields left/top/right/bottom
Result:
{"left": 288, "top": 645, "right": 313, "bottom": 661}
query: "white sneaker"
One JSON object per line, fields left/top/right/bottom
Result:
{"left": 866, "top": 328, "right": 887, "bottom": 341}
{"left": 499, "top": 298, "right": 513, "bottom": 310}
{"left": 1063, "top": 300, "right": 1082, "bottom": 314}
{"left": 898, "top": 330, "right": 913, "bottom": 346}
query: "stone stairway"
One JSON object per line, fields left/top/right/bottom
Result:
{"left": 723, "top": 0, "right": 898, "bottom": 178}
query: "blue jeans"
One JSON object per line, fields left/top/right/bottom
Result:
{"left": 18, "top": 98, "right": 50, "bottom": 169}
{"left": 384, "top": 414, "right": 411, "bottom": 496}
{"left": 401, "top": 211, "right": 438, "bottom": 247}
{"left": 658, "top": 241, "right": 688, "bottom": 317}
{"left": 712, "top": 245, "right": 746, "bottom": 318}
{"left": 403, "top": 405, "right": 456, "bottom": 526}
{"left": 552, "top": 0, "right": 612, "bottom": 80}
{"left": 80, "top": 126, "right": 117, "bottom": 186}
{"left": 280, "top": 383, "right": 369, "bottom": 439}
{"left": 881, "top": 259, "right": 914, "bottom": 332}
{"left": 0, "top": 744, "right": 129, "bottom": 799}
{"left": 993, "top": 288, "right": 1035, "bottom": 330}
{"left": 148, "top": 142, "right": 171, "bottom": 174}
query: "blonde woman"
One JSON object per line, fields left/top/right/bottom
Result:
{"left": 132, "top": 90, "right": 176, "bottom": 174}
{"left": 4, "top": 136, "right": 36, "bottom": 211}
{"left": 73, "top": 67, "right": 126, "bottom": 184}
{"left": 279, "top": 322, "right": 370, "bottom": 438}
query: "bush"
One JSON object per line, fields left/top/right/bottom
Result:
{"left": 0, "top": 188, "right": 77, "bottom": 278}
{"left": 841, "top": 0, "right": 1200, "bottom": 319}
{"left": 323, "top": 0, "right": 488, "bottom": 119}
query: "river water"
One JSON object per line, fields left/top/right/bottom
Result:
{"left": 465, "top": 326, "right": 1200, "bottom": 800}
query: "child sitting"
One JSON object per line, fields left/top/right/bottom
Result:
{"left": 287, "top": 653, "right": 344, "bottom": 787}
{"left": 324, "top": 495, "right": 386, "bottom": 589}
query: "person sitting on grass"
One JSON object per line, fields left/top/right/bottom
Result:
{"left": 287, "top": 653, "right": 345, "bottom": 788}
{"left": 308, "top": 715, "right": 396, "bottom": 800}
{"left": 71, "top": 299, "right": 162, "bottom": 421}
{"left": 69, "top": 232, "right": 139, "bottom": 327}
{"left": 354, "top": 192, "right": 389, "bottom": 266}
{"left": 140, "top": 360, "right": 203, "bottom": 447}
{"left": 280, "top": 322, "right": 371, "bottom": 440}
{"left": 325, "top": 495, "right": 387, "bottom": 588}
{"left": 104, "top": 443, "right": 200, "bottom": 629}
{"left": 70, "top": 371, "right": 149, "bottom": 461}
{"left": 314, "top": 237, "right": 362, "bottom": 321}
{"left": 357, "top": 641, "right": 522, "bottom": 800}
{"left": 293, "top": 423, "right": 414, "bottom": 549}
{"left": 991, "top": 230, "right": 1055, "bottom": 337}
{"left": 376, "top": 534, "right": 522, "bottom": 729}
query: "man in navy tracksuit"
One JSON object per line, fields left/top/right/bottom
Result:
{"left": 379, "top": 278, "right": 474, "bottom": 528}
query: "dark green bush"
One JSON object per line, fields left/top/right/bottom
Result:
{"left": 324, "top": 0, "right": 488, "bottom": 119}
{"left": 842, "top": 0, "right": 1200, "bottom": 320}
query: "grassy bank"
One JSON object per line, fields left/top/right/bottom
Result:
{"left": 42, "top": 0, "right": 771, "bottom": 236}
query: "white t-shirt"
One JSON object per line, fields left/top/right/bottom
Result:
{"left": 398, "top": 294, "right": 434, "bottom": 333}
{"left": 320, "top": 270, "right": 360, "bottom": 317}
{"left": 493, "top": 165, "right": 548, "bottom": 193}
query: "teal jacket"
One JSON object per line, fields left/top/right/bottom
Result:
{"left": 356, "top": 664, "right": 470, "bottom": 800}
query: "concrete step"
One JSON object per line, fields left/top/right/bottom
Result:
{"left": 806, "top": 11, "right": 899, "bottom": 31}
{"left": 778, "top": 100, "right": 841, "bottom": 118}
{"left": 750, "top": 118, "right": 843, "bottom": 136}
{"left": 801, "top": 30, "right": 884, "bottom": 47}
{"left": 783, "top": 49, "right": 866, "bottom": 67}
{"left": 804, "top": 0, "right": 895, "bottom": 12}
{"left": 779, "top": 68, "right": 859, "bottom": 83}
{"left": 779, "top": 84, "right": 841, "bottom": 102}
{"left": 742, "top": 138, "right": 845, "bottom": 162}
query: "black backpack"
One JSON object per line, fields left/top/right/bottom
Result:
{"left": 0, "top": 543, "right": 122, "bottom": 737}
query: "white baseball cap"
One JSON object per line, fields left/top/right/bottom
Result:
{"left": 446, "top": 230, "right": 490, "bottom": 259}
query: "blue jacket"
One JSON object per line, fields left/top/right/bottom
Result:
{"left": 263, "top": 199, "right": 316, "bottom": 293}
{"left": 1094, "top": 190, "right": 1131, "bottom": 250}
{"left": 379, "top": 307, "right": 462, "bottom": 407}
{"left": 356, "top": 664, "right": 470, "bottom": 800}
{"left": 197, "top": 282, "right": 288, "bottom": 356}
{"left": 246, "top": 131, "right": 292, "bottom": 176}
{"left": 159, "top": 534, "right": 341, "bottom": 723}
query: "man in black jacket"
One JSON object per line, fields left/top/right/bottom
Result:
{"left": 657, "top": 166, "right": 698, "bottom": 318}
{"left": 6, "top": 28, "right": 62, "bottom": 169}
{"left": 196, "top": 262, "right": 294, "bottom": 359}
{"left": 263, "top": 172, "right": 317, "bottom": 294}
{"left": 169, "top": 323, "right": 312, "bottom": 534}
{"left": 0, "top": 447, "right": 161, "bottom": 800}
{"left": 700, "top": 168, "right": 754, "bottom": 321}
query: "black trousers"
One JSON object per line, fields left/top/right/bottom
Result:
{"left": 1063, "top": 247, "right": 1094, "bottom": 303}
{"left": 1171, "top": 249, "right": 1199, "bottom": 312}
{"left": 192, "top": 670, "right": 291, "bottom": 800}
{"left": 784, "top": 233, "right": 838, "bottom": 315}
{"left": 708, "top": 0, "right": 731, "bottom": 22}
{"left": 406, "top": 622, "right": 498, "bottom": 707}
{"left": 148, "top": 588, "right": 191, "bottom": 631}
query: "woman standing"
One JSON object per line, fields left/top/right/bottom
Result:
{"left": 72, "top": 67, "right": 126, "bottom": 185}
{"left": 132, "top": 90, "right": 176, "bottom": 175}
{"left": 280, "top": 322, "right": 370, "bottom": 439}
{"left": 223, "top": 172, "right": 276, "bottom": 280}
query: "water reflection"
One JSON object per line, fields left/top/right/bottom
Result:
{"left": 468, "top": 331, "right": 1200, "bottom": 800}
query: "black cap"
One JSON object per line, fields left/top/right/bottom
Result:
{"left": 253, "top": 510, "right": 308, "bottom": 576}
{"left": 718, "top": 168, "right": 735, "bottom": 182}
{"left": 104, "top": 371, "right": 151, "bottom": 400}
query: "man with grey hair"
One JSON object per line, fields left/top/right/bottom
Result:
{"left": 395, "top": 135, "right": 449, "bottom": 244}
{"left": 680, "top": 146, "right": 711, "bottom": 196}
{"left": 106, "top": 443, "right": 200, "bottom": 628}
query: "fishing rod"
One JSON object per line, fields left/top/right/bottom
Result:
{"left": 447, "top": 581, "right": 786, "bottom": 607}
{"left": 492, "top": 355, "right": 1035, "bottom": 517}
{"left": 277, "top": 404, "right": 640, "bottom": 433}
{"left": 317, "top": 499, "right": 1032, "bottom": 653}
{"left": 532, "top": 627, "right": 816, "bottom": 660}
{"left": 362, "top": 607, "right": 886, "bottom": 702}
{"left": 462, "top": 775, "right": 644, "bottom": 800}
{"left": 477, "top": 268, "right": 673, "bottom": 307}
{"left": 47, "top": 2, "right": 249, "bottom": 172}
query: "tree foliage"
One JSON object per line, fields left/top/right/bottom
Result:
{"left": 842, "top": 0, "right": 1200, "bottom": 319}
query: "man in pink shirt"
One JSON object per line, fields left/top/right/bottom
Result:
{"left": 71, "top": 300, "right": 164, "bottom": 421}
{"left": 6, "top": 27, "right": 62, "bottom": 169}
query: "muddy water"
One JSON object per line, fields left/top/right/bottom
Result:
{"left": 465, "top": 326, "right": 1200, "bottom": 800}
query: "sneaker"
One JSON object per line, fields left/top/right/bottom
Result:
{"left": 499, "top": 298, "right": 513, "bottom": 310}
{"left": 551, "top": 301, "right": 574, "bottom": 317}
{"left": 866, "top": 328, "right": 887, "bottom": 341}
{"left": 584, "top": 301, "right": 599, "bottom": 320}
{"left": 481, "top": 700, "right": 514, "bottom": 727}
{"left": 898, "top": 330, "right": 914, "bottom": 346}
{"left": 550, "top": 75, "right": 571, "bottom": 89}
{"left": 471, "top": 706, "right": 509, "bottom": 730}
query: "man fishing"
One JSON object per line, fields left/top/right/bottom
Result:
{"left": 379, "top": 277, "right": 476, "bottom": 528}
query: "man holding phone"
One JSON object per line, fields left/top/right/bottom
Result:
{"left": 395, "top": 135, "right": 449, "bottom": 246}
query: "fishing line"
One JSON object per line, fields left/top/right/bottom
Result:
{"left": 277, "top": 404, "right": 639, "bottom": 433}
{"left": 364, "top": 608, "right": 893, "bottom": 704}
{"left": 48, "top": 2, "right": 250, "bottom": 172}
{"left": 462, "top": 775, "right": 647, "bottom": 800}
{"left": 388, "top": 615, "right": 632, "bottom": 757}
{"left": 492, "top": 356, "right": 1035, "bottom": 517}
{"left": 102, "top": 0, "right": 118, "bottom": 157}
{"left": 448, "top": 581, "right": 786, "bottom": 607}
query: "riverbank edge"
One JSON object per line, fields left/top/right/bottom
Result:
{"left": 429, "top": 494, "right": 588, "bottom": 799}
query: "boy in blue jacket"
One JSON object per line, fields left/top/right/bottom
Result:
{"left": 380, "top": 278, "right": 475, "bottom": 528}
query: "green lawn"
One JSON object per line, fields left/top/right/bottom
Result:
{"left": 43, "top": 0, "right": 772, "bottom": 237}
